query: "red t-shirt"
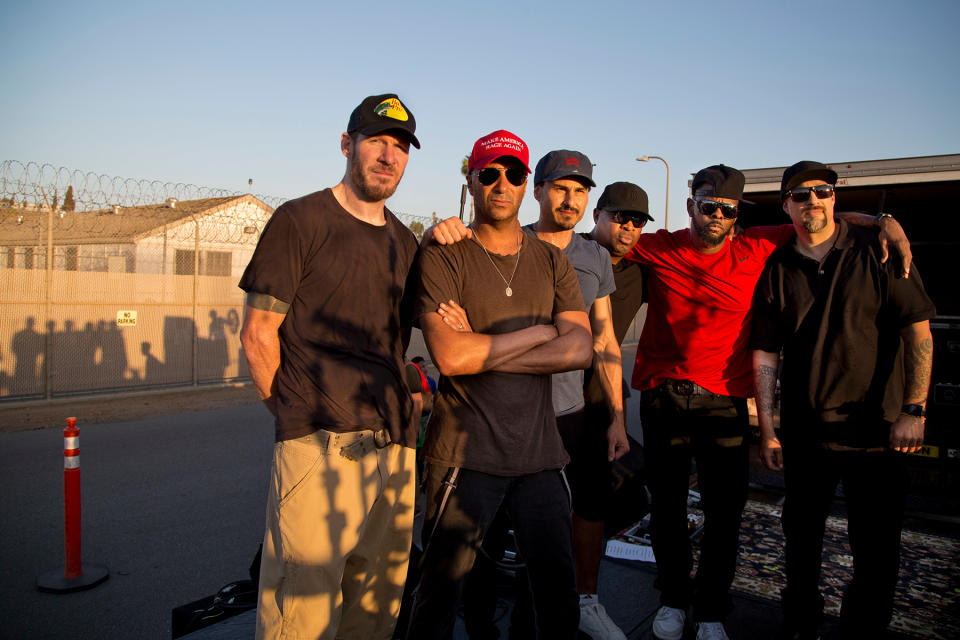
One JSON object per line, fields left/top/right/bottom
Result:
{"left": 625, "top": 225, "right": 793, "bottom": 397}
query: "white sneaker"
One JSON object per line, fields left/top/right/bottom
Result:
{"left": 579, "top": 599, "right": 627, "bottom": 640}
{"left": 696, "top": 621, "right": 730, "bottom": 640}
{"left": 652, "top": 605, "right": 686, "bottom": 640}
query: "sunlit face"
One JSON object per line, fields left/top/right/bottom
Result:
{"left": 687, "top": 193, "right": 738, "bottom": 247}
{"left": 468, "top": 157, "right": 527, "bottom": 223}
{"left": 782, "top": 179, "right": 835, "bottom": 235}
{"left": 344, "top": 132, "right": 410, "bottom": 202}
{"left": 533, "top": 177, "right": 591, "bottom": 231}
{"left": 592, "top": 209, "right": 645, "bottom": 259}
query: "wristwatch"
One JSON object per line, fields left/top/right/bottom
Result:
{"left": 901, "top": 403, "right": 926, "bottom": 418}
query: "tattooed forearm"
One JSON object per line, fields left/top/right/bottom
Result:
{"left": 754, "top": 364, "right": 779, "bottom": 415}
{"left": 903, "top": 334, "right": 933, "bottom": 404}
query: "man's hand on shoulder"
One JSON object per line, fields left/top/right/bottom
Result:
{"left": 877, "top": 215, "right": 912, "bottom": 278}
{"left": 423, "top": 217, "right": 473, "bottom": 246}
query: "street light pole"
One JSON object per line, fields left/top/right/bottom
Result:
{"left": 637, "top": 155, "right": 670, "bottom": 230}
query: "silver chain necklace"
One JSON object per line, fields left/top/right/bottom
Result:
{"left": 471, "top": 226, "right": 522, "bottom": 296}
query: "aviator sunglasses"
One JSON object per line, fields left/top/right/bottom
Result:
{"left": 609, "top": 211, "right": 648, "bottom": 228}
{"left": 695, "top": 199, "right": 739, "bottom": 219}
{"left": 786, "top": 184, "right": 835, "bottom": 203}
{"left": 477, "top": 167, "right": 527, "bottom": 187}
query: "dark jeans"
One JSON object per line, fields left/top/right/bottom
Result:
{"left": 405, "top": 465, "right": 578, "bottom": 640}
{"left": 780, "top": 441, "right": 907, "bottom": 636}
{"left": 640, "top": 382, "right": 749, "bottom": 622}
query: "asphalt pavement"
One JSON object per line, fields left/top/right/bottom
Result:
{"left": 0, "top": 401, "right": 275, "bottom": 640}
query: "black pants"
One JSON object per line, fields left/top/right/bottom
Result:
{"left": 780, "top": 441, "right": 907, "bottom": 635}
{"left": 405, "top": 465, "right": 578, "bottom": 640}
{"left": 640, "top": 382, "right": 749, "bottom": 622}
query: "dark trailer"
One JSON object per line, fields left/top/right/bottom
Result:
{"left": 736, "top": 154, "right": 960, "bottom": 482}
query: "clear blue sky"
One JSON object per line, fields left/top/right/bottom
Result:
{"left": 2, "top": 0, "right": 958, "bottom": 231}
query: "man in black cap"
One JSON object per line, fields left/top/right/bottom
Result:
{"left": 239, "top": 93, "right": 422, "bottom": 640}
{"left": 620, "top": 165, "right": 913, "bottom": 640}
{"left": 587, "top": 182, "right": 653, "bottom": 345}
{"left": 751, "top": 161, "right": 935, "bottom": 639}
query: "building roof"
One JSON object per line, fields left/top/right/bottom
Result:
{"left": 0, "top": 194, "right": 273, "bottom": 246}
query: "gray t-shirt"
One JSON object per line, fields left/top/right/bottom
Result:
{"left": 523, "top": 226, "right": 616, "bottom": 415}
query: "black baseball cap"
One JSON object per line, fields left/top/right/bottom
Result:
{"left": 780, "top": 161, "right": 838, "bottom": 201}
{"left": 691, "top": 164, "right": 754, "bottom": 204}
{"left": 533, "top": 150, "right": 596, "bottom": 187}
{"left": 347, "top": 93, "right": 420, "bottom": 149}
{"left": 596, "top": 182, "right": 653, "bottom": 222}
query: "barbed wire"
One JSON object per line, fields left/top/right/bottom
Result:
{"left": 0, "top": 160, "right": 433, "bottom": 234}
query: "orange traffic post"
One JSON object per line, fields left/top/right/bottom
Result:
{"left": 37, "top": 417, "right": 109, "bottom": 593}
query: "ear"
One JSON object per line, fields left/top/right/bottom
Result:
{"left": 466, "top": 173, "right": 475, "bottom": 197}
{"left": 782, "top": 199, "right": 789, "bottom": 215}
{"left": 593, "top": 208, "right": 600, "bottom": 223}
{"left": 533, "top": 183, "right": 543, "bottom": 202}
{"left": 687, "top": 198, "right": 695, "bottom": 218}
{"left": 340, "top": 133, "right": 352, "bottom": 158}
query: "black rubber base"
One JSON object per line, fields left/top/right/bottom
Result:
{"left": 37, "top": 564, "right": 109, "bottom": 593}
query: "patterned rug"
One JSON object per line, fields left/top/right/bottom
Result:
{"left": 730, "top": 500, "right": 960, "bottom": 639}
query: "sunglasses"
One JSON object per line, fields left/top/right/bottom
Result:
{"left": 786, "top": 184, "right": 835, "bottom": 203}
{"left": 695, "top": 199, "right": 738, "bottom": 219}
{"left": 609, "top": 211, "right": 648, "bottom": 228}
{"left": 477, "top": 167, "right": 527, "bottom": 187}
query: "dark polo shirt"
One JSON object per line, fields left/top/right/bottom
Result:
{"left": 750, "top": 221, "right": 936, "bottom": 447}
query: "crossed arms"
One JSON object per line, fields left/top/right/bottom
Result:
{"left": 422, "top": 306, "right": 592, "bottom": 377}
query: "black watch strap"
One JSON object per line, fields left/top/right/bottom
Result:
{"left": 901, "top": 403, "right": 926, "bottom": 418}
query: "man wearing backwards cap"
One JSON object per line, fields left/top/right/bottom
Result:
{"left": 239, "top": 93, "right": 422, "bottom": 640}
{"left": 441, "top": 151, "right": 633, "bottom": 639}
{"left": 751, "top": 161, "right": 934, "bottom": 639}
{"left": 622, "top": 165, "right": 913, "bottom": 640}
{"left": 406, "top": 130, "right": 592, "bottom": 639}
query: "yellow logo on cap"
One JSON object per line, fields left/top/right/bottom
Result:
{"left": 374, "top": 98, "right": 409, "bottom": 122}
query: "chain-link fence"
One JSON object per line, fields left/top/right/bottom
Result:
{"left": 0, "top": 160, "right": 432, "bottom": 401}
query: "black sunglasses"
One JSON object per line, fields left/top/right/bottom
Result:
{"left": 786, "top": 184, "right": 835, "bottom": 203}
{"left": 477, "top": 167, "right": 527, "bottom": 187}
{"left": 609, "top": 211, "right": 648, "bottom": 228}
{"left": 695, "top": 199, "right": 738, "bottom": 219}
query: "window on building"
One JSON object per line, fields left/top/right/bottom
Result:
{"left": 63, "top": 246, "right": 78, "bottom": 271}
{"left": 202, "top": 251, "right": 231, "bottom": 276}
{"left": 175, "top": 249, "right": 195, "bottom": 275}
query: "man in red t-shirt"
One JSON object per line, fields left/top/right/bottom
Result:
{"left": 625, "top": 165, "right": 911, "bottom": 640}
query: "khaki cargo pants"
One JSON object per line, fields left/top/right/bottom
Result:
{"left": 256, "top": 428, "right": 416, "bottom": 640}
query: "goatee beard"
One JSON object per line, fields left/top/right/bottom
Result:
{"left": 351, "top": 161, "right": 399, "bottom": 202}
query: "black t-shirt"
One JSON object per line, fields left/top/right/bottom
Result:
{"left": 238, "top": 188, "right": 420, "bottom": 446}
{"left": 414, "top": 234, "right": 586, "bottom": 475}
{"left": 583, "top": 244, "right": 646, "bottom": 406}
{"left": 750, "top": 221, "right": 936, "bottom": 446}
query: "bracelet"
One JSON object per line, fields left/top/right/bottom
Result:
{"left": 876, "top": 212, "right": 894, "bottom": 223}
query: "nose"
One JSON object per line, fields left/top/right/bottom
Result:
{"left": 378, "top": 143, "right": 398, "bottom": 165}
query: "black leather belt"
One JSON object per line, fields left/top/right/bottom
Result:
{"left": 659, "top": 379, "right": 716, "bottom": 397}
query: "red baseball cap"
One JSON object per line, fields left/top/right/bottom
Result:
{"left": 467, "top": 130, "right": 531, "bottom": 174}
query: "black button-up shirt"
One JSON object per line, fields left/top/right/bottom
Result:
{"left": 751, "top": 221, "right": 936, "bottom": 447}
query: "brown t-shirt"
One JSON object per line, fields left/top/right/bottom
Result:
{"left": 414, "top": 233, "right": 586, "bottom": 475}
{"left": 238, "top": 188, "right": 419, "bottom": 446}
